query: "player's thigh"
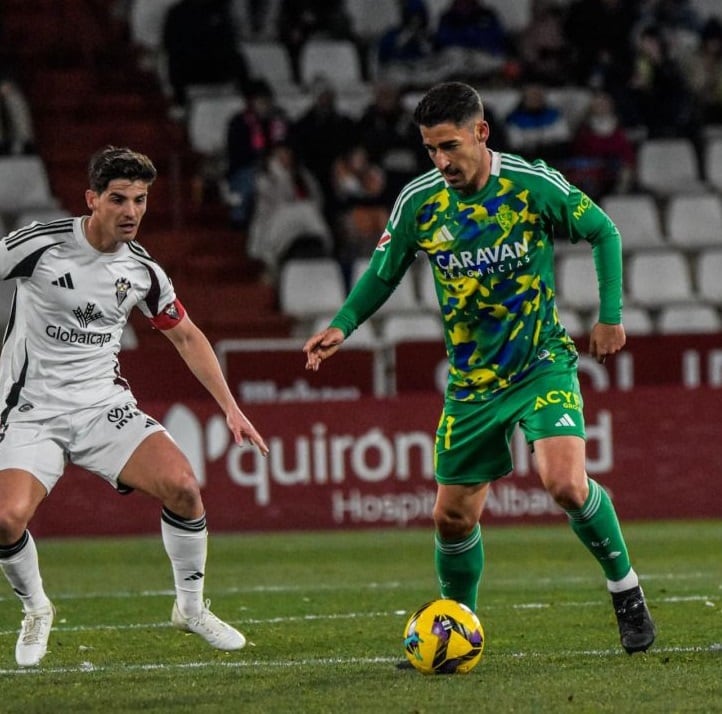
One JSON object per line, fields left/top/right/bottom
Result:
{"left": 118, "top": 430, "right": 199, "bottom": 504}
{"left": 533, "top": 435, "right": 588, "bottom": 507}
{"left": 435, "top": 399, "right": 514, "bottom": 485}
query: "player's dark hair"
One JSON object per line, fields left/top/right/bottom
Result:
{"left": 88, "top": 146, "right": 157, "bottom": 194}
{"left": 413, "top": 82, "right": 484, "bottom": 128}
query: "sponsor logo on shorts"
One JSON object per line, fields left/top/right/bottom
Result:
{"left": 533, "top": 389, "right": 581, "bottom": 411}
{"left": 107, "top": 402, "right": 142, "bottom": 430}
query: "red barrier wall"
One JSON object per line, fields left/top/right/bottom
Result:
{"left": 31, "top": 385, "right": 722, "bottom": 537}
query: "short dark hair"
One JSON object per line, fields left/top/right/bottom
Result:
{"left": 413, "top": 82, "right": 484, "bottom": 128}
{"left": 88, "top": 146, "right": 157, "bottom": 194}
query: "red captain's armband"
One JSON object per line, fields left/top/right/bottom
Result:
{"left": 149, "top": 298, "right": 186, "bottom": 330}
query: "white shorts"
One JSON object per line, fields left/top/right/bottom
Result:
{"left": 0, "top": 395, "right": 167, "bottom": 493}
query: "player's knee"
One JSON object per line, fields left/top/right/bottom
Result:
{"left": 433, "top": 506, "right": 476, "bottom": 540}
{"left": 546, "top": 477, "right": 588, "bottom": 511}
{"left": 164, "top": 469, "right": 203, "bottom": 516}
{"left": 0, "top": 505, "right": 30, "bottom": 544}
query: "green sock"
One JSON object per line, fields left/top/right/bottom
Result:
{"left": 567, "top": 478, "right": 632, "bottom": 581}
{"left": 434, "top": 523, "right": 483, "bottom": 611}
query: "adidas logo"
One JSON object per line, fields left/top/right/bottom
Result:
{"left": 51, "top": 273, "right": 74, "bottom": 289}
{"left": 184, "top": 571, "right": 204, "bottom": 582}
{"left": 555, "top": 414, "right": 576, "bottom": 427}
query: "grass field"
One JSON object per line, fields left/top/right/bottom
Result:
{"left": 0, "top": 520, "right": 719, "bottom": 713}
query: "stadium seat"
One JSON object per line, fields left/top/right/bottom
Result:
{"left": 379, "top": 312, "right": 443, "bottom": 343}
{"left": 556, "top": 253, "right": 602, "bottom": 311}
{"left": 350, "top": 258, "right": 419, "bottom": 315}
{"left": 344, "top": 0, "right": 401, "bottom": 40}
{"left": 556, "top": 307, "right": 587, "bottom": 337}
{"left": 186, "top": 93, "right": 244, "bottom": 156}
{"left": 298, "top": 39, "right": 364, "bottom": 91}
{"left": 637, "top": 138, "right": 708, "bottom": 196}
{"left": 626, "top": 249, "right": 695, "bottom": 307}
{"left": 621, "top": 306, "right": 655, "bottom": 335}
{"left": 657, "top": 304, "right": 721, "bottom": 334}
{"left": 664, "top": 194, "right": 722, "bottom": 249}
{"left": 239, "top": 41, "right": 297, "bottom": 94}
{"left": 128, "top": 0, "right": 177, "bottom": 51}
{"left": 484, "top": 0, "right": 533, "bottom": 32}
{"left": 278, "top": 258, "right": 347, "bottom": 319}
{"left": 600, "top": 194, "right": 666, "bottom": 251}
{"left": 0, "top": 156, "right": 59, "bottom": 214}
{"left": 696, "top": 247, "right": 722, "bottom": 304}
{"left": 704, "top": 137, "right": 722, "bottom": 192}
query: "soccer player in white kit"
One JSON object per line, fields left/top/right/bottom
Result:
{"left": 0, "top": 146, "right": 269, "bottom": 666}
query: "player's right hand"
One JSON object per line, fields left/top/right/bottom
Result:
{"left": 303, "top": 327, "right": 345, "bottom": 371}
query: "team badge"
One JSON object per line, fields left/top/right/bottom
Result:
{"left": 115, "top": 277, "right": 131, "bottom": 306}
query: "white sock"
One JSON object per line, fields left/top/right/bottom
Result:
{"left": 161, "top": 508, "right": 207, "bottom": 618}
{"left": 607, "top": 567, "right": 639, "bottom": 594}
{"left": 0, "top": 531, "right": 51, "bottom": 612}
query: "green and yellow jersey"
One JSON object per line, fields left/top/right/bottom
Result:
{"left": 331, "top": 151, "right": 623, "bottom": 402}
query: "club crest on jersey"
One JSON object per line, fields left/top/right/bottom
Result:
{"left": 376, "top": 230, "right": 392, "bottom": 252}
{"left": 115, "top": 277, "right": 131, "bottom": 306}
{"left": 73, "top": 302, "right": 103, "bottom": 328}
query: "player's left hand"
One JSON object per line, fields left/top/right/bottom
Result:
{"left": 228, "top": 408, "right": 269, "bottom": 456}
{"left": 589, "top": 322, "right": 626, "bottom": 364}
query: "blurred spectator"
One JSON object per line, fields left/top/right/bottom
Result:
{"left": 231, "top": 0, "right": 281, "bottom": 41}
{"left": 626, "top": 23, "right": 697, "bottom": 138}
{"left": 289, "top": 78, "right": 356, "bottom": 217}
{"left": 277, "top": 0, "right": 363, "bottom": 83}
{"left": 637, "top": 0, "right": 703, "bottom": 59}
{"left": 225, "top": 79, "right": 290, "bottom": 230}
{"left": 331, "top": 144, "right": 389, "bottom": 283}
{"left": 247, "top": 142, "right": 333, "bottom": 280}
{"left": 517, "top": 0, "right": 571, "bottom": 86}
{"left": 356, "top": 81, "right": 424, "bottom": 199}
{"left": 564, "top": 91, "right": 636, "bottom": 200}
{"left": 162, "top": 0, "right": 249, "bottom": 109}
{"left": 434, "top": 0, "right": 509, "bottom": 81}
{"left": 376, "top": 0, "right": 435, "bottom": 87}
{"left": 681, "top": 17, "right": 722, "bottom": 125}
{"left": 0, "top": 74, "right": 35, "bottom": 155}
{"left": 504, "top": 82, "right": 571, "bottom": 161}
{"left": 563, "top": 0, "right": 640, "bottom": 87}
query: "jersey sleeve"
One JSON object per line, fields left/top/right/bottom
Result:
{"left": 0, "top": 222, "right": 67, "bottom": 280}
{"left": 135, "top": 259, "right": 182, "bottom": 324}
{"left": 542, "top": 165, "right": 623, "bottom": 324}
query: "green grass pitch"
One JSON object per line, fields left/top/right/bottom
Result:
{"left": 0, "top": 520, "right": 719, "bottom": 713}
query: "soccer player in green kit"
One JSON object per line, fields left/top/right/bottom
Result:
{"left": 303, "top": 82, "right": 655, "bottom": 654}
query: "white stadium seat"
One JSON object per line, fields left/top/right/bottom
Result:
{"left": 657, "top": 304, "right": 721, "bottom": 334}
{"left": 379, "top": 312, "right": 443, "bottom": 343}
{"left": 637, "top": 138, "right": 707, "bottom": 196}
{"left": 600, "top": 194, "right": 666, "bottom": 251}
{"left": 0, "top": 156, "right": 59, "bottom": 213}
{"left": 696, "top": 247, "right": 722, "bottom": 304}
{"left": 187, "top": 93, "right": 244, "bottom": 157}
{"left": 556, "top": 253, "right": 600, "bottom": 310}
{"left": 278, "top": 258, "right": 347, "bottom": 319}
{"left": 665, "top": 194, "right": 722, "bottom": 249}
{"left": 299, "top": 39, "right": 364, "bottom": 90}
{"left": 626, "top": 249, "right": 695, "bottom": 307}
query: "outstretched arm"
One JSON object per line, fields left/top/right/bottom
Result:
{"left": 161, "top": 314, "right": 269, "bottom": 455}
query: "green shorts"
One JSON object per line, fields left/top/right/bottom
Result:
{"left": 435, "top": 365, "right": 585, "bottom": 485}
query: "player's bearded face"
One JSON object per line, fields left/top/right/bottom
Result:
{"left": 88, "top": 179, "right": 149, "bottom": 243}
{"left": 420, "top": 119, "right": 489, "bottom": 195}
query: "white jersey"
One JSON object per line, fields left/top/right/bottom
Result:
{"left": 0, "top": 217, "right": 177, "bottom": 422}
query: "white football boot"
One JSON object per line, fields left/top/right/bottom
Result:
{"left": 15, "top": 601, "right": 55, "bottom": 667}
{"left": 171, "top": 599, "right": 246, "bottom": 650}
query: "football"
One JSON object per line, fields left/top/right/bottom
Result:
{"left": 402, "top": 598, "right": 484, "bottom": 674}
